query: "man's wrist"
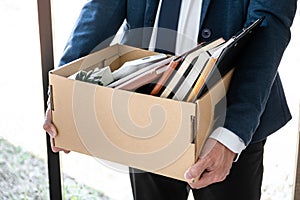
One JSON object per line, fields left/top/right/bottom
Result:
{"left": 209, "top": 127, "right": 246, "bottom": 162}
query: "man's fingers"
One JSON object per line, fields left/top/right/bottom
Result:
{"left": 189, "top": 168, "right": 228, "bottom": 189}
{"left": 43, "top": 108, "right": 57, "bottom": 138}
{"left": 184, "top": 157, "right": 210, "bottom": 181}
{"left": 63, "top": 149, "right": 71, "bottom": 154}
{"left": 189, "top": 170, "right": 213, "bottom": 188}
{"left": 184, "top": 140, "right": 236, "bottom": 188}
{"left": 50, "top": 136, "right": 60, "bottom": 153}
{"left": 52, "top": 145, "right": 70, "bottom": 153}
{"left": 43, "top": 121, "right": 57, "bottom": 138}
{"left": 43, "top": 106, "right": 70, "bottom": 153}
{"left": 49, "top": 136, "right": 70, "bottom": 153}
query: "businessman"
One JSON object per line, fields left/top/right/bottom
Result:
{"left": 43, "top": 0, "right": 297, "bottom": 199}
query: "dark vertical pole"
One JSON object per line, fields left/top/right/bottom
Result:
{"left": 37, "top": 0, "right": 63, "bottom": 199}
{"left": 294, "top": 105, "right": 300, "bottom": 200}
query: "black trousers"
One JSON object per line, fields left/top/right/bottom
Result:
{"left": 129, "top": 139, "right": 266, "bottom": 200}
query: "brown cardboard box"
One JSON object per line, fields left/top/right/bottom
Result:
{"left": 49, "top": 44, "right": 233, "bottom": 181}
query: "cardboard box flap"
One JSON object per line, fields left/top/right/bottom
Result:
{"left": 50, "top": 44, "right": 119, "bottom": 77}
{"left": 194, "top": 69, "right": 234, "bottom": 159}
{"left": 50, "top": 44, "right": 157, "bottom": 77}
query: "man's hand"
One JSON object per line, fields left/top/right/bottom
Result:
{"left": 184, "top": 138, "right": 235, "bottom": 189}
{"left": 43, "top": 107, "right": 70, "bottom": 153}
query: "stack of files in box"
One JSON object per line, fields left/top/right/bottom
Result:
{"left": 108, "top": 55, "right": 174, "bottom": 90}
{"left": 151, "top": 38, "right": 225, "bottom": 101}
{"left": 70, "top": 53, "right": 168, "bottom": 86}
{"left": 111, "top": 38, "right": 225, "bottom": 93}
{"left": 149, "top": 17, "right": 264, "bottom": 102}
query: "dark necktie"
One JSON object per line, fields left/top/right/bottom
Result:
{"left": 155, "top": 0, "right": 182, "bottom": 54}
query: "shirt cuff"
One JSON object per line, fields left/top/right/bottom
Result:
{"left": 209, "top": 127, "right": 246, "bottom": 162}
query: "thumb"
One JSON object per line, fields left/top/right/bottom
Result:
{"left": 184, "top": 138, "right": 217, "bottom": 181}
{"left": 184, "top": 157, "right": 209, "bottom": 182}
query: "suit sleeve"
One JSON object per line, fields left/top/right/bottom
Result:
{"left": 224, "top": 0, "right": 297, "bottom": 145}
{"left": 58, "top": 0, "right": 126, "bottom": 66}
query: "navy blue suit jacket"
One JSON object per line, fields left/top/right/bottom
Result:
{"left": 58, "top": 0, "right": 296, "bottom": 146}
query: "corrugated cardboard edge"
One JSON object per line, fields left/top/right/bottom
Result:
{"left": 50, "top": 44, "right": 156, "bottom": 77}
{"left": 194, "top": 69, "right": 234, "bottom": 160}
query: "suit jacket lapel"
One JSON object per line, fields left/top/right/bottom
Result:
{"left": 199, "top": 0, "right": 211, "bottom": 29}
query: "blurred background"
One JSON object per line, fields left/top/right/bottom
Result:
{"left": 0, "top": 0, "right": 299, "bottom": 199}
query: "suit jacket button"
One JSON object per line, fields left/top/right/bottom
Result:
{"left": 201, "top": 28, "right": 212, "bottom": 39}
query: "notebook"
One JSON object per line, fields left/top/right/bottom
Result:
{"left": 188, "top": 17, "right": 265, "bottom": 101}
{"left": 159, "top": 38, "right": 225, "bottom": 98}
